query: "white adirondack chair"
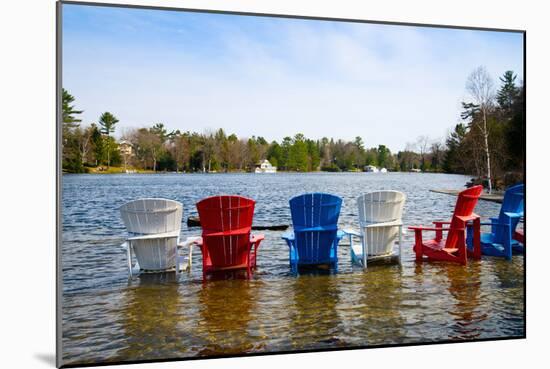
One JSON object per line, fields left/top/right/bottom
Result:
{"left": 343, "top": 191, "right": 406, "bottom": 269}
{"left": 120, "top": 198, "right": 196, "bottom": 276}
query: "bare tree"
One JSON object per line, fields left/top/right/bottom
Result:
{"left": 172, "top": 133, "right": 191, "bottom": 173}
{"left": 130, "top": 128, "right": 163, "bottom": 171}
{"left": 76, "top": 125, "right": 93, "bottom": 165}
{"left": 430, "top": 139, "right": 446, "bottom": 172}
{"left": 416, "top": 135, "right": 430, "bottom": 171}
{"left": 202, "top": 132, "right": 216, "bottom": 173}
{"left": 466, "top": 66, "right": 495, "bottom": 193}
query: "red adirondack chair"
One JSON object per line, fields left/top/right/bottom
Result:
{"left": 514, "top": 229, "right": 524, "bottom": 244}
{"left": 194, "top": 195, "right": 264, "bottom": 279}
{"left": 409, "top": 185, "right": 483, "bottom": 265}
{"left": 513, "top": 216, "right": 525, "bottom": 245}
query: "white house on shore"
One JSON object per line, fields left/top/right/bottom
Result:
{"left": 119, "top": 140, "right": 133, "bottom": 157}
{"left": 365, "top": 165, "right": 379, "bottom": 173}
{"left": 255, "top": 159, "right": 277, "bottom": 173}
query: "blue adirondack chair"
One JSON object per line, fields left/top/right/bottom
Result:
{"left": 467, "top": 183, "right": 524, "bottom": 260}
{"left": 282, "top": 193, "right": 345, "bottom": 273}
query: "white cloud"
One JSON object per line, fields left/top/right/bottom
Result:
{"left": 63, "top": 13, "right": 523, "bottom": 152}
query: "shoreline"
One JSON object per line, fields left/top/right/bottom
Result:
{"left": 63, "top": 168, "right": 458, "bottom": 175}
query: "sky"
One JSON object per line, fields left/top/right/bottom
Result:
{"left": 62, "top": 4, "right": 524, "bottom": 152}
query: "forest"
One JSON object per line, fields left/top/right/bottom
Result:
{"left": 62, "top": 67, "right": 524, "bottom": 190}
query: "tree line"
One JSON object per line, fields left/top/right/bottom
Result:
{"left": 62, "top": 67, "right": 524, "bottom": 189}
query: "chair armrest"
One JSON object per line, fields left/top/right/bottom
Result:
{"left": 342, "top": 228, "right": 362, "bottom": 237}
{"left": 479, "top": 222, "right": 510, "bottom": 228}
{"left": 282, "top": 232, "right": 294, "bottom": 241}
{"left": 282, "top": 232, "right": 295, "bottom": 250}
{"left": 294, "top": 225, "right": 338, "bottom": 232}
{"left": 251, "top": 234, "right": 265, "bottom": 243}
{"left": 504, "top": 212, "right": 523, "bottom": 219}
{"left": 178, "top": 236, "right": 202, "bottom": 248}
{"left": 127, "top": 230, "right": 180, "bottom": 241}
{"left": 467, "top": 222, "right": 493, "bottom": 227}
{"left": 456, "top": 213, "right": 479, "bottom": 222}
{"left": 362, "top": 220, "right": 403, "bottom": 228}
{"left": 408, "top": 226, "right": 461, "bottom": 232}
{"left": 249, "top": 234, "right": 264, "bottom": 255}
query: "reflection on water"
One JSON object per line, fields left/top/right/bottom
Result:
{"left": 118, "top": 274, "right": 183, "bottom": 362}
{"left": 61, "top": 173, "right": 524, "bottom": 366}
{"left": 196, "top": 279, "right": 259, "bottom": 355}
{"left": 350, "top": 266, "right": 406, "bottom": 345}
{"left": 288, "top": 274, "right": 342, "bottom": 350}
{"left": 446, "top": 262, "right": 486, "bottom": 340}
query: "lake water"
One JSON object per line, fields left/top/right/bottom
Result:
{"left": 61, "top": 172, "right": 524, "bottom": 366}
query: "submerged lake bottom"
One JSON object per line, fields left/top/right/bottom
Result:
{"left": 61, "top": 173, "right": 524, "bottom": 366}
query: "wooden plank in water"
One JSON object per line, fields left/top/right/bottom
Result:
{"left": 187, "top": 216, "right": 289, "bottom": 230}
{"left": 430, "top": 189, "right": 503, "bottom": 203}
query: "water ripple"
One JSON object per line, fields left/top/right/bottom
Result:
{"left": 61, "top": 173, "right": 524, "bottom": 365}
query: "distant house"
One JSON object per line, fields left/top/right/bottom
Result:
{"left": 364, "top": 165, "right": 379, "bottom": 173}
{"left": 255, "top": 159, "right": 277, "bottom": 173}
{"left": 119, "top": 140, "right": 133, "bottom": 157}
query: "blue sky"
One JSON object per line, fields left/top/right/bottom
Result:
{"left": 62, "top": 4, "right": 524, "bottom": 152}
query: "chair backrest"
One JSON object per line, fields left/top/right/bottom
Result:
{"left": 445, "top": 185, "right": 483, "bottom": 249}
{"left": 120, "top": 198, "right": 183, "bottom": 235}
{"left": 289, "top": 193, "right": 342, "bottom": 263}
{"left": 357, "top": 191, "right": 406, "bottom": 225}
{"left": 357, "top": 191, "right": 406, "bottom": 255}
{"left": 495, "top": 183, "right": 524, "bottom": 243}
{"left": 196, "top": 195, "right": 255, "bottom": 268}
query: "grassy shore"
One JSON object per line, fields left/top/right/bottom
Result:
{"left": 84, "top": 166, "right": 156, "bottom": 174}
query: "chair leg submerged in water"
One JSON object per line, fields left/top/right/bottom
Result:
{"left": 282, "top": 230, "right": 344, "bottom": 274}
{"left": 344, "top": 226, "right": 404, "bottom": 270}
{"left": 122, "top": 234, "right": 198, "bottom": 277}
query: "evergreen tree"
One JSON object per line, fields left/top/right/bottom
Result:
{"left": 98, "top": 112, "right": 119, "bottom": 167}
{"left": 62, "top": 88, "right": 83, "bottom": 133}
{"left": 150, "top": 123, "right": 174, "bottom": 143}
{"left": 306, "top": 139, "right": 320, "bottom": 171}
{"left": 443, "top": 123, "right": 467, "bottom": 173}
{"left": 377, "top": 145, "right": 390, "bottom": 168}
{"left": 246, "top": 138, "right": 259, "bottom": 170}
{"left": 266, "top": 141, "right": 282, "bottom": 167}
{"left": 98, "top": 112, "right": 118, "bottom": 136}
{"left": 497, "top": 71, "right": 519, "bottom": 116}
{"left": 91, "top": 123, "right": 105, "bottom": 166}
{"left": 505, "top": 84, "right": 525, "bottom": 170}
{"left": 61, "top": 89, "right": 84, "bottom": 172}
{"left": 280, "top": 136, "right": 292, "bottom": 170}
{"left": 290, "top": 133, "right": 308, "bottom": 171}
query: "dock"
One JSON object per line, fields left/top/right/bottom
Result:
{"left": 430, "top": 189, "right": 503, "bottom": 203}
